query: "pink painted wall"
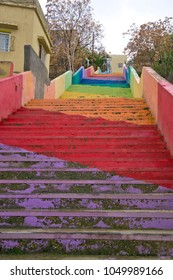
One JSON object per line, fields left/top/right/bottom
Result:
{"left": 44, "top": 80, "right": 55, "bottom": 99}
{"left": 0, "top": 71, "right": 35, "bottom": 121}
{"left": 129, "top": 66, "right": 173, "bottom": 156}
{"left": 141, "top": 67, "right": 173, "bottom": 156}
{"left": 0, "top": 75, "right": 23, "bottom": 120}
{"left": 158, "top": 82, "right": 173, "bottom": 155}
{"left": 83, "top": 66, "right": 95, "bottom": 78}
{"left": 22, "top": 71, "right": 35, "bottom": 105}
{"left": 142, "top": 67, "right": 160, "bottom": 121}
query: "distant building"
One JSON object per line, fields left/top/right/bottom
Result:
{"left": 109, "top": 55, "right": 127, "bottom": 74}
{"left": 0, "top": 0, "right": 52, "bottom": 73}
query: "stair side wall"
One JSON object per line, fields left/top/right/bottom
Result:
{"left": 129, "top": 65, "right": 173, "bottom": 156}
{"left": 0, "top": 71, "right": 35, "bottom": 121}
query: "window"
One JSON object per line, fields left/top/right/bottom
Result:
{"left": 0, "top": 32, "right": 10, "bottom": 52}
{"left": 118, "top": 63, "right": 123, "bottom": 68}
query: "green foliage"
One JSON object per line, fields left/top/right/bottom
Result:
{"left": 153, "top": 36, "right": 173, "bottom": 82}
{"left": 123, "top": 17, "right": 173, "bottom": 80}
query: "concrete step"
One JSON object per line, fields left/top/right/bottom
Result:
{"left": 0, "top": 144, "right": 167, "bottom": 151}
{"left": 0, "top": 209, "right": 173, "bottom": 229}
{"left": 0, "top": 179, "right": 171, "bottom": 194}
{"left": 0, "top": 152, "right": 171, "bottom": 160}
{"left": 0, "top": 93, "right": 173, "bottom": 257}
{"left": 0, "top": 129, "right": 160, "bottom": 136}
{"left": 1, "top": 169, "right": 173, "bottom": 180}
{"left": 0, "top": 228, "right": 173, "bottom": 256}
{"left": 1, "top": 193, "right": 173, "bottom": 210}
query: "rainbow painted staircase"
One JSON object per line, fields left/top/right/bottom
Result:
{"left": 0, "top": 72, "right": 173, "bottom": 258}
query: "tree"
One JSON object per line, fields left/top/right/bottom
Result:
{"left": 123, "top": 17, "right": 173, "bottom": 75}
{"left": 153, "top": 35, "right": 173, "bottom": 83}
{"left": 46, "top": 0, "right": 103, "bottom": 73}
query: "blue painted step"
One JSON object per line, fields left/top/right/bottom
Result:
{"left": 80, "top": 79, "right": 129, "bottom": 87}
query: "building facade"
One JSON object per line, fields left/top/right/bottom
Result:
{"left": 109, "top": 54, "right": 127, "bottom": 74}
{"left": 0, "top": 0, "right": 52, "bottom": 73}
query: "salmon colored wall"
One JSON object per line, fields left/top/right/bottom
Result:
{"left": 21, "top": 71, "right": 35, "bottom": 106}
{"left": 142, "top": 67, "right": 161, "bottom": 121}
{"left": 0, "top": 71, "right": 36, "bottom": 121}
{"left": 129, "top": 65, "right": 173, "bottom": 156}
{"left": 83, "top": 66, "right": 95, "bottom": 78}
{"left": 44, "top": 81, "right": 55, "bottom": 99}
{"left": 158, "top": 82, "right": 173, "bottom": 155}
{"left": 0, "top": 74, "right": 22, "bottom": 120}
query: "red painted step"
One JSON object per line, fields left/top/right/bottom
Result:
{"left": 0, "top": 98, "right": 173, "bottom": 189}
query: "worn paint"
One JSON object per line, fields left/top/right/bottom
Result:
{"left": 1, "top": 98, "right": 173, "bottom": 188}
{"left": 0, "top": 61, "right": 14, "bottom": 78}
{"left": 1, "top": 69, "right": 173, "bottom": 255}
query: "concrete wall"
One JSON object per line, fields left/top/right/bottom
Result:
{"left": 24, "top": 45, "right": 49, "bottom": 99}
{"left": 0, "top": 71, "right": 35, "bottom": 121}
{"left": 24, "top": 46, "right": 72, "bottom": 100}
{"left": 0, "top": 1, "right": 51, "bottom": 73}
{"left": 32, "top": 10, "right": 50, "bottom": 71}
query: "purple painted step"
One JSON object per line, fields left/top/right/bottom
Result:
{"left": 0, "top": 144, "right": 173, "bottom": 256}
{"left": 1, "top": 193, "right": 173, "bottom": 210}
{"left": 0, "top": 209, "right": 173, "bottom": 230}
{"left": 0, "top": 229, "right": 173, "bottom": 256}
{"left": 0, "top": 180, "right": 171, "bottom": 195}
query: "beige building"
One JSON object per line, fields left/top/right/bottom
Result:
{"left": 109, "top": 55, "right": 127, "bottom": 74}
{"left": 0, "top": 0, "right": 52, "bottom": 73}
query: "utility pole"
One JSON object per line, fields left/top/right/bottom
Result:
{"left": 92, "top": 32, "right": 94, "bottom": 66}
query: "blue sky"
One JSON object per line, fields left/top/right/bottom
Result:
{"left": 39, "top": 0, "right": 173, "bottom": 54}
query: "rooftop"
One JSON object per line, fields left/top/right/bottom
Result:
{"left": 0, "top": 0, "right": 52, "bottom": 46}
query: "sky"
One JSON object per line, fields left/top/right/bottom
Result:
{"left": 38, "top": 0, "right": 173, "bottom": 54}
